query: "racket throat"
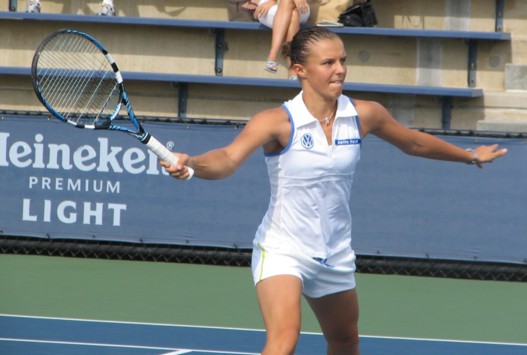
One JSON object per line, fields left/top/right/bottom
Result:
{"left": 139, "top": 132, "right": 152, "bottom": 143}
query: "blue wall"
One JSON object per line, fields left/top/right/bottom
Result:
{"left": 1, "top": 116, "right": 525, "bottom": 264}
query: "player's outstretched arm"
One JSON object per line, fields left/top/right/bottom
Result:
{"left": 162, "top": 107, "right": 287, "bottom": 180}
{"left": 356, "top": 100, "right": 508, "bottom": 168}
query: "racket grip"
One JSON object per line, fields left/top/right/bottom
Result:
{"left": 145, "top": 136, "right": 195, "bottom": 180}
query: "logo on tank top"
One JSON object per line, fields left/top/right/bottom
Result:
{"left": 300, "top": 133, "right": 314, "bottom": 149}
{"left": 335, "top": 138, "right": 362, "bottom": 145}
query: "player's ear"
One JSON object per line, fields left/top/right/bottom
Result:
{"left": 292, "top": 64, "right": 306, "bottom": 79}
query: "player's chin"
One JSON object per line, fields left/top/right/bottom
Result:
{"left": 328, "top": 81, "right": 344, "bottom": 96}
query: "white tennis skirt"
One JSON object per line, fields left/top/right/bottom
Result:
{"left": 251, "top": 233, "right": 357, "bottom": 298}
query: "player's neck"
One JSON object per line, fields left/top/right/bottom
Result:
{"left": 301, "top": 93, "right": 338, "bottom": 125}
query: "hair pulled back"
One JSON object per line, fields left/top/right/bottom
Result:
{"left": 282, "top": 27, "right": 339, "bottom": 67}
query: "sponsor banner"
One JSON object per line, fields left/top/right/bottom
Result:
{"left": 1, "top": 115, "right": 525, "bottom": 264}
{"left": 351, "top": 134, "right": 527, "bottom": 265}
{"left": 0, "top": 116, "right": 268, "bottom": 247}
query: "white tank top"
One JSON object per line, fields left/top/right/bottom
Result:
{"left": 254, "top": 92, "right": 362, "bottom": 259}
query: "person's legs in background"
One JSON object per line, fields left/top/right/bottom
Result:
{"left": 260, "top": 0, "right": 309, "bottom": 77}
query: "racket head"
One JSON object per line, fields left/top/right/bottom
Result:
{"left": 31, "top": 29, "right": 122, "bottom": 129}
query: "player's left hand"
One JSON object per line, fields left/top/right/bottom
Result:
{"left": 473, "top": 144, "right": 508, "bottom": 168}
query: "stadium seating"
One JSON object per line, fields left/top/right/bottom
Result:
{"left": 0, "top": 0, "right": 525, "bottom": 131}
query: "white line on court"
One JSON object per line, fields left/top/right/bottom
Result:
{"left": 2, "top": 314, "right": 526, "bottom": 347}
{"left": 359, "top": 335, "right": 527, "bottom": 347}
{"left": 0, "top": 338, "right": 181, "bottom": 351}
{"left": 0, "top": 313, "right": 268, "bottom": 333}
{"left": 0, "top": 338, "right": 260, "bottom": 355}
{"left": 161, "top": 352, "right": 258, "bottom": 355}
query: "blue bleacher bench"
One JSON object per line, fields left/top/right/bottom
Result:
{"left": 0, "top": 66, "right": 482, "bottom": 97}
{"left": 0, "top": 11, "right": 510, "bottom": 87}
{"left": 1, "top": 66, "right": 481, "bottom": 129}
{"left": 0, "top": 11, "right": 511, "bottom": 40}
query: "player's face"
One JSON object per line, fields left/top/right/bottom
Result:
{"left": 297, "top": 38, "right": 347, "bottom": 99}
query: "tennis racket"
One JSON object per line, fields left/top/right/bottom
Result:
{"left": 31, "top": 29, "right": 194, "bottom": 179}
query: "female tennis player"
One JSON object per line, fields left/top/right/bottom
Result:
{"left": 162, "top": 27, "right": 507, "bottom": 355}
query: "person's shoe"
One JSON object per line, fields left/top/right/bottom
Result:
{"left": 97, "top": 3, "right": 115, "bottom": 16}
{"left": 264, "top": 61, "right": 278, "bottom": 74}
{"left": 26, "top": 0, "right": 41, "bottom": 13}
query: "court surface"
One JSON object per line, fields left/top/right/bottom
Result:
{"left": 1, "top": 254, "right": 526, "bottom": 354}
{"left": 2, "top": 314, "right": 527, "bottom": 355}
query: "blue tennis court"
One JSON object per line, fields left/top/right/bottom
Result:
{"left": 1, "top": 314, "right": 526, "bottom": 354}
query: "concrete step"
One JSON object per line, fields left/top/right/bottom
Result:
{"left": 505, "top": 64, "right": 527, "bottom": 91}
{"left": 476, "top": 120, "right": 527, "bottom": 132}
{"left": 483, "top": 90, "right": 527, "bottom": 109}
{"left": 478, "top": 90, "right": 527, "bottom": 132}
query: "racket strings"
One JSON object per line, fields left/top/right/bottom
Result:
{"left": 43, "top": 35, "right": 116, "bottom": 114}
{"left": 67, "top": 36, "right": 118, "bottom": 120}
{"left": 50, "top": 36, "right": 117, "bottom": 121}
{"left": 40, "top": 37, "right": 100, "bottom": 120}
{"left": 45, "top": 36, "right": 104, "bottom": 118}
{"left": 35, "top": 33, "right": 120, "bottom": 126}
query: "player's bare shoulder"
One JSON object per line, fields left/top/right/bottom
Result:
{"left": 248, "top": 106, "right": 290, "bottom": 135}
{"left": 252, "top": 106, "right": 289, "bottom": 122}
{"left": 246, "top": 106, "right": 291, "bottom": 152}
{"left": 353, "top": 99, "right": 391, "bottom": 136}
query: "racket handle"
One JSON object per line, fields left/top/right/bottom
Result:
{"left": 145, "top": 136, "right": 195, "bottom": 180}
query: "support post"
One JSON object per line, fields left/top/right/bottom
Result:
{"left": 9, "top": 0, "right": 17, "bottom": 11}
{"left": 214, "top": 29, "right": 226, "bottom": 76}
{"left": 441, "top": 97, "right": 453, "bottom": 130}
{"left": 495, "top": 0, "right": 505, "bottom": 32}
{"left": 177, "top": 83, "right": 189, "bottom": 119}
{"left": 467, "top": 39, "right": 477, "bottom": 88}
